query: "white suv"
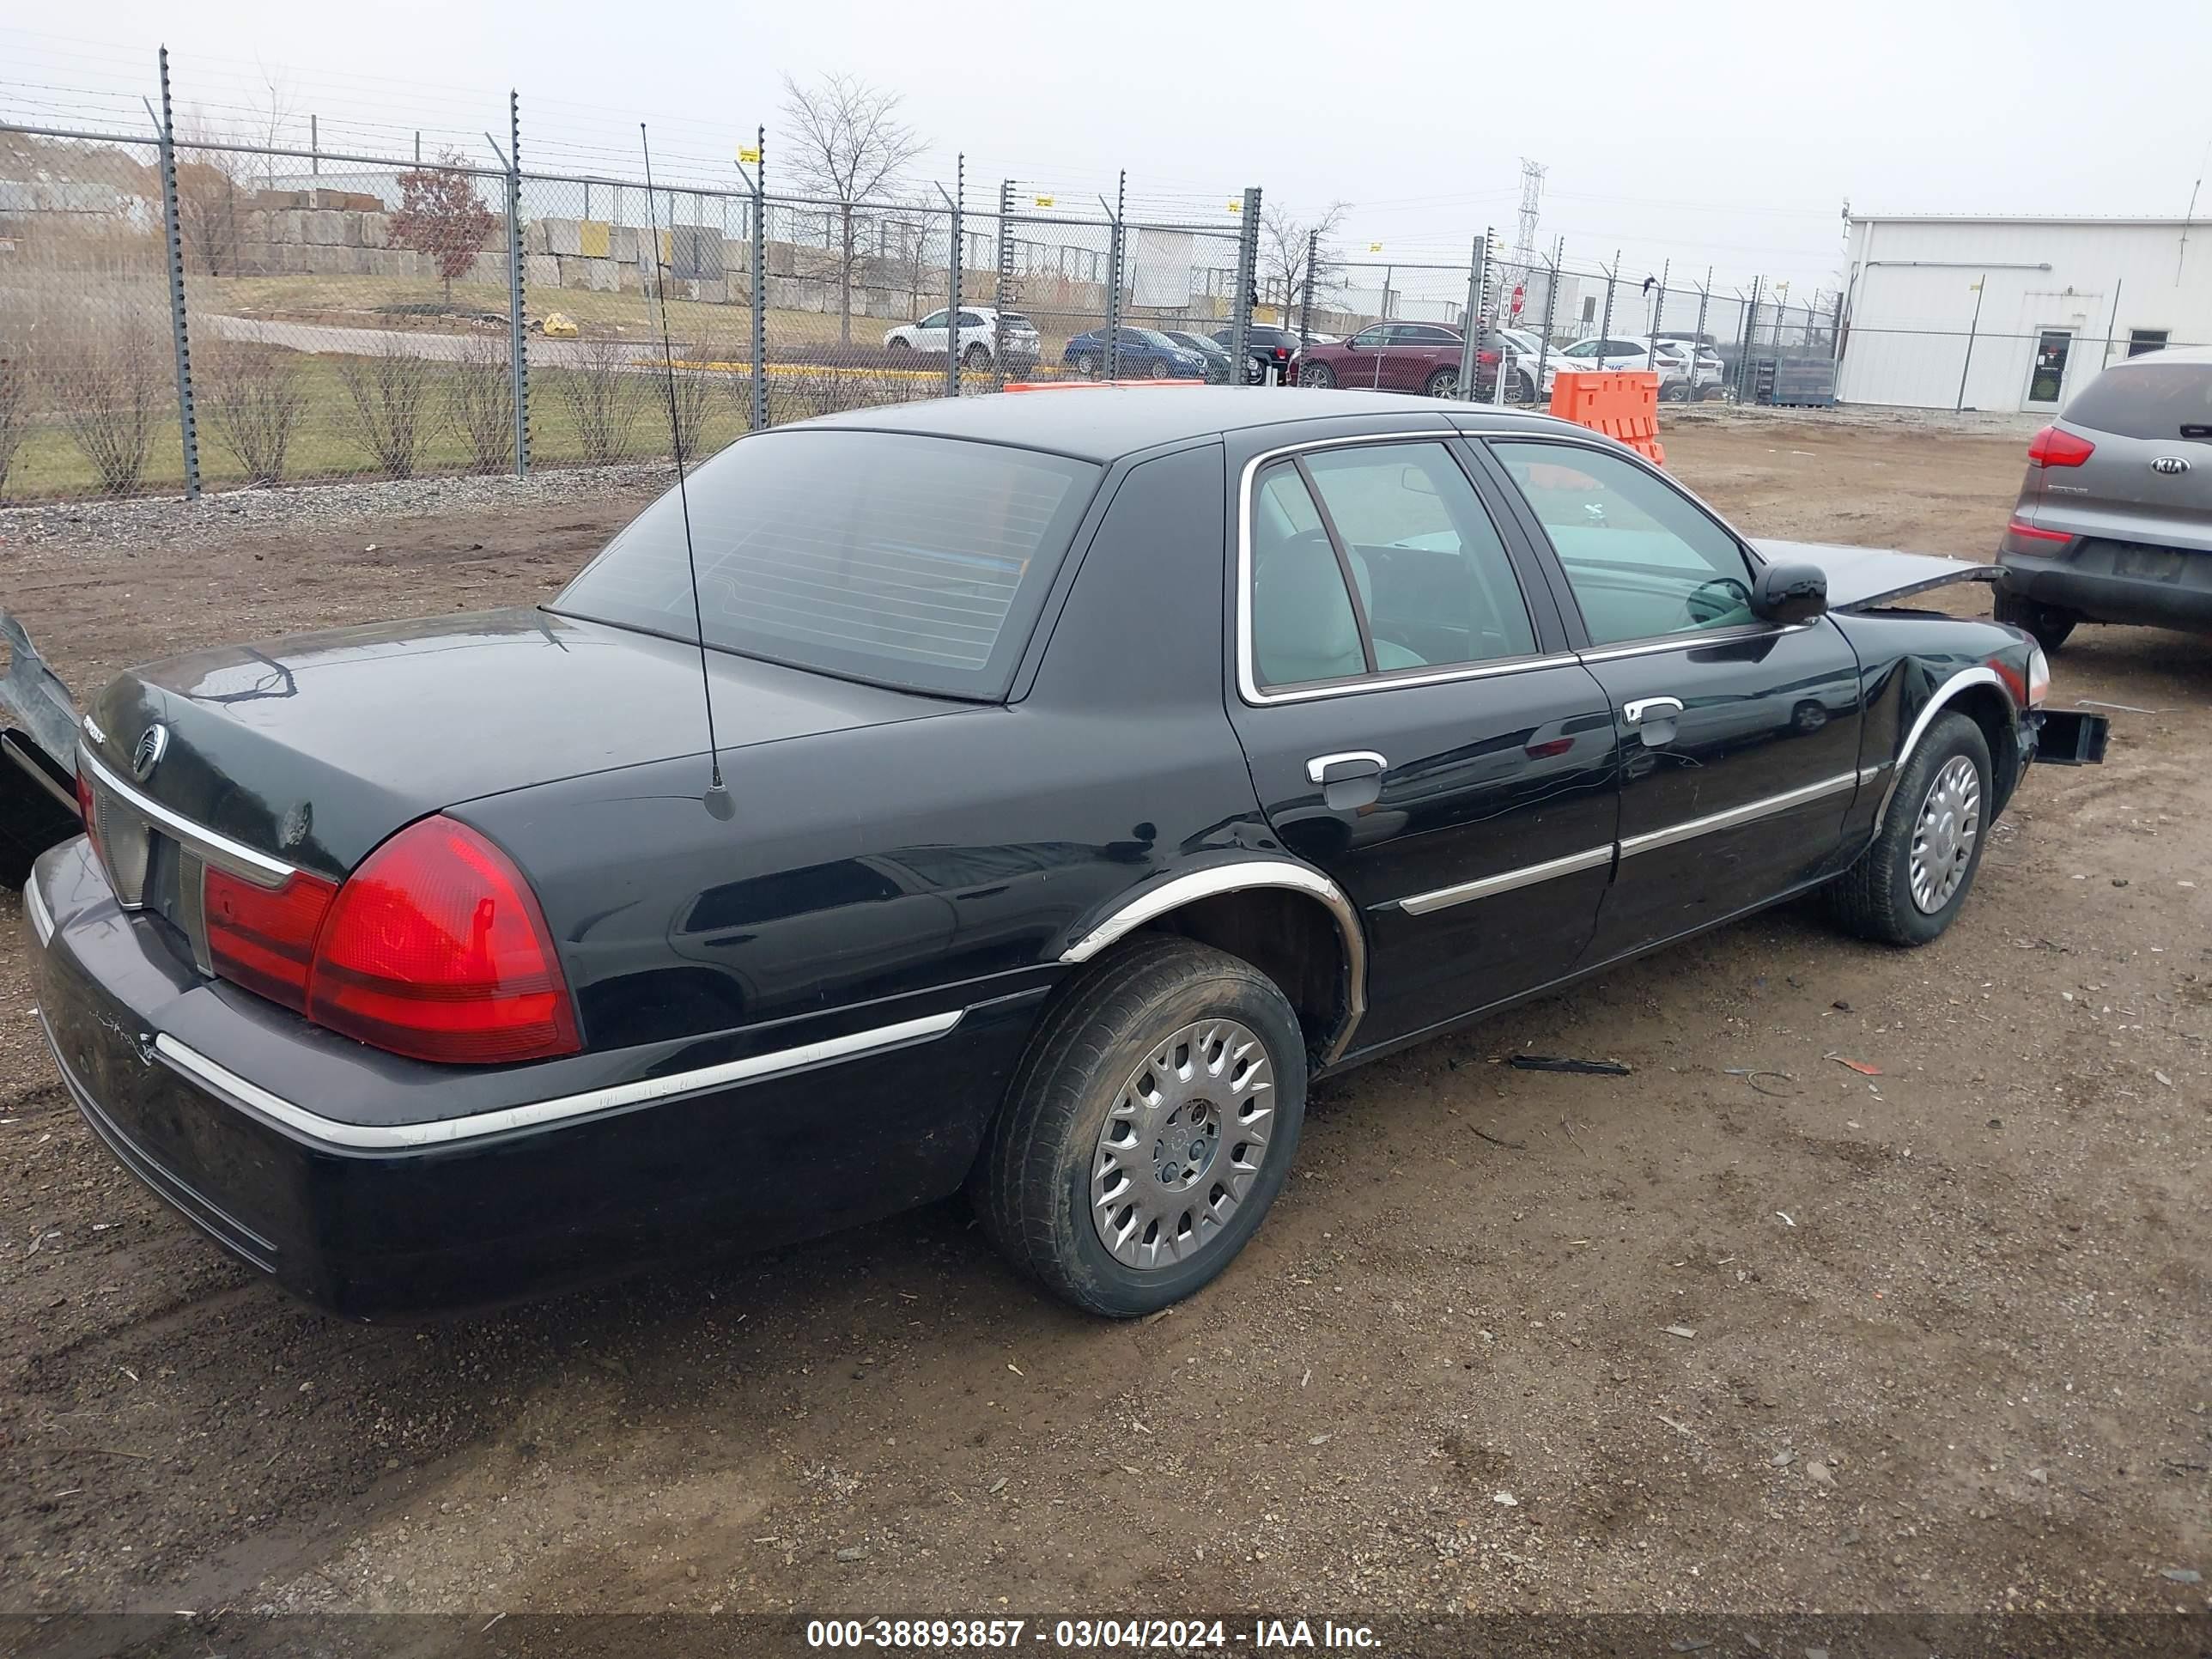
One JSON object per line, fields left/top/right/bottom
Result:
{"left": 884, "top": 307, "right": 1041, "bottom": 371}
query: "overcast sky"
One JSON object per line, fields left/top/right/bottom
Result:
{"left": 7, "top": 0, "right": 2209, "bottom": 300}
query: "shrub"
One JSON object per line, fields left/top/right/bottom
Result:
{"left": 52, "top": 314, "right": 167, "bottom": 496}
{"left": 447, "top": 333, "right": 516, "bottom": 474}
{"left": 198, "top": 342, "right": 307, "bottom": 484}
{"left": 550, "top": 337, "right": 646, "bottom": 465}
{"left": 0, "top": 349, "right": 25, "bottom": 501}
{"left": 337, "top": 339, "right": 439, "bottom": 479}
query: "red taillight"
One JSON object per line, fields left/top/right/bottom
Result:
{"left": 2004, "top": 516, "right": 2071, "bottom": 544}
{"left": 304, "top": 815, "right": 580, "bottom": 1065}
{"left": 2027, "top": 425, "right": 2094, "bottom": 468}
{"left": 1273, "top": 346, "right": 1287, "bottom": 359}
{"left": 1480, "top": 349, "right": 1500, "bottom": 365}
{"left": 204, "top": 866, "right": 338, "bottom": 1012}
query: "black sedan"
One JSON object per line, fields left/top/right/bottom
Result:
{"left": 9, "top": 389, "right": 2101, "bottom": 1320}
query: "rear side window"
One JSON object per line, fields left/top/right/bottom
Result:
{"left": 2063, "top": 362, "right": 2212, "bottom": 440}
{"left": 556, "top": 432, "right": 1100, "bottom": 697}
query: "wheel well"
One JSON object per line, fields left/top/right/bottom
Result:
{"left": 1946, "top": 684, "right": 2023, "bottom": 811}
{"left": 1142, "top": 888, "right": 1349, "bottom": 1065}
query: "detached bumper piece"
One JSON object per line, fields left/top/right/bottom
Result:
{"left": 2032, "top": 710, "right": 2110, "bottom": 767}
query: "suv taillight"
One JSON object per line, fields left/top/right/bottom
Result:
{"left": 303, "top": 816, "right": 580, "bottom": 1065}
{"left": 2027, "top": 425, "right": 2094, "bottom": 467}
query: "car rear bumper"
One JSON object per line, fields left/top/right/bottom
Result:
{"left": 27, "top": 838, "right": 1043, "bottom": 1318}
{"left": 2000, "top": 544, "right": 2212, "bottom": 632}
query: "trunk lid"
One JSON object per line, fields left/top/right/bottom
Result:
{"left": 81, "top": 607, "right": 955, "bottom": 878}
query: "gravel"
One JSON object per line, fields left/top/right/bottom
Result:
{"left": 0, "top": 463, "right": 678, "bottom": 557}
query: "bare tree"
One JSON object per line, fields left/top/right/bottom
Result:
{"left": 52, "top": 303, "right": 167, "bottom": 496}
{"left": 199, "top": 340, "right": 308, "bottom": 483}
{"left": 778, "top": 73, "right": 928, "bottom": 347}
{"left": 1259, "top": 201, "right": 1349, "bottom": 321}
{"left": 174, "top": 77, "right": 295, "bottom": 276}
{"left": 337, "top": 338, "right": 439, "bottom": 478}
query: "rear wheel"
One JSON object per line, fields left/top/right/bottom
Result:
{"left": 1660, "top": 379, "right": 1692, "bottom": 403}
{"left": 1822, "top": 711, "right": 1992, "bottom": 946}
{"left": 962, "top": 342, "right": 991, "bottom": 372}
{"left": 1993, "top": 586, "right": 2077, "bottom": 652}
{"left": 1073, "top": 354, "right": 1099, "bottom": 380}
{"left": 1514, "top": 369, "right": 1537, "bottom": 404}
{"left": 1299, "top": 361, "right": 1336, "bottom": 388}
{"left": 1423, "top": 368, "right": 1458, "bottom": 399}
{"left": 973, "top": 937, "right": 1306, "bottom": 1317}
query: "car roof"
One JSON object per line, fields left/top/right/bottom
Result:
{"left": 801, "top": 386, "right": 1597, "bottom": 462}
{"left": 2103, "top": 344, "right": 2212, "bottom": 367}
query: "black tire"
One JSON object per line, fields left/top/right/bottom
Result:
{"left": 1073, "top": 354, "right": 1098, "bottom": 380}
{"left": 1822, "top": 711, "right": 1992, "bottom": 946}
{"left": 962, "top": 342, "right": 991, "bottom": 371}
{"left": 1149, "top": 360, "right": 1170, "bottom": 380}
{"left": 1660, "top": 380, "right": 1692, "bottom": 403}
{"left": 886, "top": 337, "right": 912, "bottom": 354}
{"left": 1514, "top": 369, "right": 1536, "bottom": 404}
{"left": 1299, "top": 362, "right": 1336, "bottom": 388}
{"left": 1423, "top": 368, "right": 1458, "bottom": 399}
{"left": 1993, "top": 586, "right": 2077, "bottom": 652}
{"left": 972, "top": 936, "right": 1308, "bottom": 1317}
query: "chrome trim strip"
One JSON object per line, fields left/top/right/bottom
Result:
{"left": 1060, "top": 860, "right": 1369, "bottom": 1064}
{"left": 1875, "top": 666, "right": 2004, "bottom": 823}
{"left": 1858, "top": 763, "right": 1885, "bottom": 787}
{"left": 1395, "top": 845, "right": 1615, "bottom": 916}
{"left": 1576, "top": 622, "right": 1814, "bottom": 665}
{"left": 77, "top": 745, "right": 297, "bottom": 889}
{"left": 3, "top": 732, "right": 79, "bottom": 812}
{"left": 24, "top": 872, "right": 54, "bottom": 946}
{"left": 154, "top": 1009, "right": 966, "bottom": 1152}
{"left": 1619, "top": 771, "right": 1861, "bottom": 858}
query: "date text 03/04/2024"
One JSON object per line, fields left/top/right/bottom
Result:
{"left": 803, "top": 1619, "right": 1382, "bottom": 1649}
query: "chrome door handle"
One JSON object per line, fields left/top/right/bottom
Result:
{"left": 1622, "top": 697, "right": 1685, "bottom": 725}
{"left": 1307, "top": 750, "right": 1387, "bottom": 784}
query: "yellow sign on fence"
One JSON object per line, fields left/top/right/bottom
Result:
{"left": 738, "top": 145, "right": 761, "bottom": 165}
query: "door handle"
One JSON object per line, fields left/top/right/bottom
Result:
{"left": 1306, "top": 750, "right": 1387, "bottom": 784}
{"left": 1622, "top": 696, "right": 1684, "bottom": 726}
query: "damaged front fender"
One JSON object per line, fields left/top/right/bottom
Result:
{"left": 1, "top": 608, "right": 87, "bottom": 887}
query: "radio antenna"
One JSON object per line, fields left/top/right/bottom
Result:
{"left": 641, "top": 123, "right": 733, "bottom": 821}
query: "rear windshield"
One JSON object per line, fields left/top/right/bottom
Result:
{"left": 554, "top": 431, "right": 1101, "bottom": 697}
{"left": 2063, "top": 360, "right": 2212, "bottom": 441}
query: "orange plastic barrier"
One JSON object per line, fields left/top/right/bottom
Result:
{"left": 1547, "top": 369, "right": 1666, "bottom": 467}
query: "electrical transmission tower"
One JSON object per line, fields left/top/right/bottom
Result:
{"left": 1516, "top": 157, "right": 1547, "bottom": 263}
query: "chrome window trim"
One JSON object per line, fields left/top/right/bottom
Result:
{"left": 24, "top": 869, "right": 54, "bottom": 946}
{"left": 77, "top": 744, "right": 298, "bottom": 890}
{"left": 153, "top": 1009, "right": 966, "bottom": 1152}
{"left": 1874, "top": 666, "right": 2005, "bottom": 823}
{"left": 1618, "top": 771, "right": 1860, "bottom": 858}
{"left": 1060, "top": 859, "right": 1368, "bottom": 1064}
{"left": 1479, "top": 428, "right": 1771, "bottom": 570}
{"left": 1234, "top": 428, "right": 1570, "bottom": 708}
{"left": 1575, "top": 621, "right": 1814, "bottom": 664}
{"left": 1393, "top": 845, "right": 1614, "bottom": 916}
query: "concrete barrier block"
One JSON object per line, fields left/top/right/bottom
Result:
{"left": 464, "top": 252, "right": 508, "bottom": 288}
{"left": 544, "top": 218, "right": 582, "bottom": 257}
{"left": 578, "top": 220, "right": 610, "bottom": 258}
{"left": 303, "top": 210, "right": 345, "bottom": 246}
{"left": 608, "top": 224, "right": 639, "bottom": 264}
{"left": 525, "top": 253, "right": 559, "bottom": 289}
{"left": 523, "top": 219, "right": 550, "bottom": 256}
{"left": 358, "top": 214, "right": 388, "bottom": 249}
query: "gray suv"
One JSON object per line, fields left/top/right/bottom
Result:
{"left": 1996, "top": 344, "right": 2212, "bottom": 648}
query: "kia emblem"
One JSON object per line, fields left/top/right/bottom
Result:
{"left": 132, "top": 723, "right": 168, "bottom": 781}
{"left": 2150, "top": 455, "right": 2191, "bottom": 476}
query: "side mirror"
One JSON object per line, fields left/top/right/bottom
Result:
{"left": 1751, "top": 561, "right": 1828, "bottom": 626}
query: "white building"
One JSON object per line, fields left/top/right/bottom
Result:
{"left": 1837, "top": 213, "right": 2209, "bottom": 413}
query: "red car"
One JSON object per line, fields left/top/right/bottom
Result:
{"left": 1294, "top": 323, "right": 1502, "bottom": 398}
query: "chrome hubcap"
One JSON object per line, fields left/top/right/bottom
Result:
{"left": 1431, "top": 373, "right": 1456, "bottom": 397}
{"left": 1090, "top": 1018, "right": 1274, "bottom": 1271}
{"left": 1908, "top": 753, "right": 1982, "bottom": 914}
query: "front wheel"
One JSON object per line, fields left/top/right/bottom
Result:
{"left": 962, "top": 342, "right": 991, "bottom": 371}
{"left": 972, "top": 938, "right": 1307, "bottom": 1317}
{"left": 1073, "top": 354, "right": 1099, "bottom": 380}
{"left": 1821, "top": 710, "right": 1993, "bottom": 946}
{"left": 886, "top": 337, "right": 913, "bottom": 354}
{"left": 1149, "top": 360, "right": 1170, "bottom": 380}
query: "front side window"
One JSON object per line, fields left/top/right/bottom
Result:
{"left": 1248, "top": 443, "right": 1538, "bottom": 690}
{"left": 918, "top": 310, "right": 948, "bottom": 329}
{"left": 556, "top": 432, "right": 1101, "bottom": 697}
{"left": 1350, "top": 326, "right": 1389, "bottom": 348}
{"left": 1493, "top": 441, "right": 1755, "bottom": 647}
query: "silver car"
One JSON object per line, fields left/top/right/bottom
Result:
{"left": 1996, "top": 344, "right": 2212, "bottom": 647}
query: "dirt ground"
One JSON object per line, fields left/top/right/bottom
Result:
{"left": 0, "top": 412, "right": 2205, "bottom": 1632}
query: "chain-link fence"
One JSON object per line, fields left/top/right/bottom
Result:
{"left": 0, "top": 53, "right": 1939, "bottom": 506}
